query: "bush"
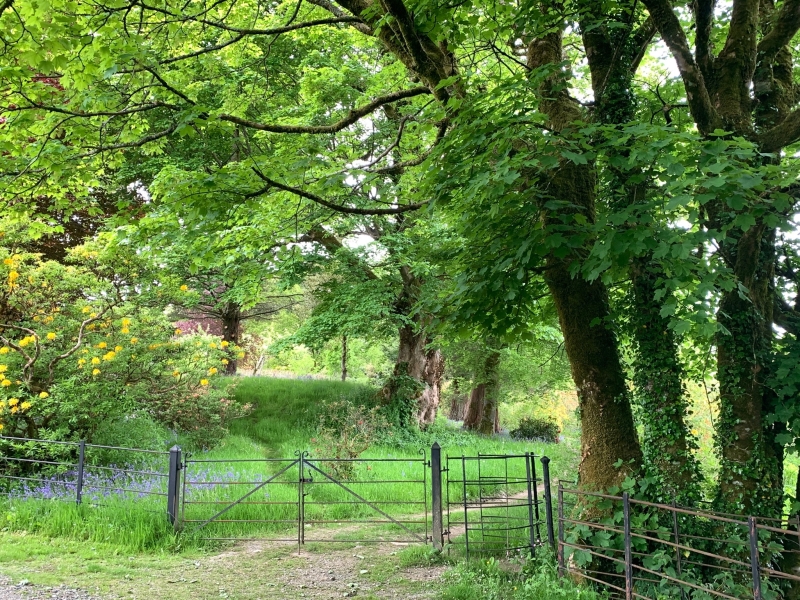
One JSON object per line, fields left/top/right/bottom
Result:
{"left": 0, "top": 236, "right": 249, "bottom": 450}
{"left": 311, "top": 399, "right": 390, "bottom": 478}
{"left": 510, "top": 416, "right": 560, "bottom": 443}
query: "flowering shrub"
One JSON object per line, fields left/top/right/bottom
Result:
{"left": 0, "top": 236, "right": 249, "bottom": 446}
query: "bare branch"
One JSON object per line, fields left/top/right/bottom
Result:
{"left": 219, "top": 86, "right": 430, "bottom": 134}
{"left": 197, "top": 15, "right": 361, "bottom": 35}
{"left": 249, "top": 169, "right": 428, "bottom": 215}
{"left": 641, "top": 0, "right": 721, "bottom": 134}
{"left": 46, "top": 308, "right": 111, "bottom": 387}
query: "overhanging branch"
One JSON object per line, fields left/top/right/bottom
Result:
{"left": 219, "top": 86, "right": 430, "bottom": 134}
{"left": 249, "top": 169, "right": 427, "bottom": 215}
{"left": 642, "top": 0, "right": 721, "bottom": 134}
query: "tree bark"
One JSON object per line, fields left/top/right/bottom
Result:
{"left": 528, "top": 25, "right": 643, "bottom": 490}
{"left": 463, "top": 346, "right": 501, "bottom": 435}
{"left": 629, "top": 258, "right": 702, "bottom": 503}
{"left": 447, "top": 378, "right": 469, "bottom": 420}
{"left": 220, "top": 301, "right": 242, "bottom": 375}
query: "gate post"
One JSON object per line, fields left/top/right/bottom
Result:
{"left": 541, "top": 456, "right": 555, "bottom": 551}
{"left": 430, "top": 442, "right": 444, "bottom": 551}
{"left": 167, "top": 445, "right": 182, "bottom": 529}
{"left": 76, "top": 440, "right": 86, "bottom": 505}
{"left": 623, "top": 492, "right": 633, "bottom": 600}
{"left": 749, "top": 517, "right": 762, "bottom": 600}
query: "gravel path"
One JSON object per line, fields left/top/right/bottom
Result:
{"left": 0, "top": 576, "right": 102, "bottom": 600}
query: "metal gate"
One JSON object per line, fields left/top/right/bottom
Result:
{"left": 444, "top": 452, "right": 554, "bottom": 558}
{"left": 180, "top": 451, "right": 430, "bottom": 547}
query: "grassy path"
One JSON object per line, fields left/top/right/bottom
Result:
{"left": 0, "top": 532, "right": 446, "bottom": 600}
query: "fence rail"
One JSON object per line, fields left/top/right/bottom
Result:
{"left": 555, "top": 485, "right": 800, "bottom": 599}
{"left": 8, "top": 433, "right": 800, "bottom": 598}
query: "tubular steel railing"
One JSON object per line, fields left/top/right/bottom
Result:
{"left": 555, "top": 486, "right": 800, "bottom": 600}
{"left": 0, "top": 435, "right": 177, "bottom": 522}
{"left": 444, "top": 452, "right": 552, "bottom": 559}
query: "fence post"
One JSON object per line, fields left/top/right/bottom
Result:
{"left": 557, "top": 483, "right": 564, "bottom": 577}
{"left": 167, "top": 445, "right": 181, "bottom": 528}
{"left": 431, "top": 442, "right": 444, "bottom": 551}
{"left": 76, "top": 440, "right": 85, "bottom": 505}
{"left": 623, "top": 492, "right": 633, "bottom": 600}
{"left": 541, "top": 456, "right": 555, "bottom": 551}
{"left": 671, "top": 498, "right": 686, "bottom": 600}
{"left": 524, "top": 452, "right": 536, "bottom": 556}
{"left": 749, "top": 516, "right": 762, "bottom": 600}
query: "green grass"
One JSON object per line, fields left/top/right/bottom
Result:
{"left": 1, "top": 377, "right": 578, "bottom": 554}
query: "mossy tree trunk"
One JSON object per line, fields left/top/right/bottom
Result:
{"left": 463, "top": 346, "right": 501, "bottom": 435}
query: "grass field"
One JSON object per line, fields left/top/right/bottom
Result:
{"left": 0, "top": 376, "right": 589, "bottom": 599}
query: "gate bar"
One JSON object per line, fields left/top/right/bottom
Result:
{"left": 188, "top": 458, "right": 299, "bottom": 533}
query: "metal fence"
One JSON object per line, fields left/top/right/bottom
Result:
{"left": 443, "top": 452, "right": 554, "bottom": 559}
{"left": 0, "top": 435, "right": 181, "bottom": 522}
{"left": 181, "top": 450, "right": 430, "bottom": 549}
{"left": 555, "top": 485, "right": 800, "bottom": 600}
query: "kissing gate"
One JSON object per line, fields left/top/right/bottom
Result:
{"left": 178, "top": 443, "right": 555, "bottom": 556}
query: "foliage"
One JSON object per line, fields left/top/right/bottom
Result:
{"left": 441, "top": 555, "right": 603, "bottom": 600}
{"left": 311, "top": 399, "right": 390, "bottom": 478}
{"left": 510, "top": 417, "right": 560, "bottom": 444}
{"left": 0, "top": 234, "right": 247, "bottom": 448}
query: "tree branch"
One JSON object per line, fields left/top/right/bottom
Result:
{"left": 249, "top": 168, "right": 427, "bottom": 215}
{"left": 642, "top": 0, "right": 721, "bottom": 134}
{"left": 301, "top": 225, "right": 378, "bottom": 280}
{"left": 757, "top": 106, "right": 800, "bottom": 152}
{"left": 692, "top": 0, "right": 715, "bottom": 80}
{"left": 219, "top": 86, "right": 430, "bottom": 134}
{"left": 197, "top": 15, "right": 361, "bottom": 35}
{"left": 757, "top": 0, "right": 800, "bottom": 65}
{"left": 160, "top": 34, "right": 244, "bottom": 65}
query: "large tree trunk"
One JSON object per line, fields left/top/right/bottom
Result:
{"left": 463, "top": 346, "right": 501, "bottom": 435}
{"left": 384, "top": 319, "right": 444, "bottom": 427}
{"left": 381, "top": 265, "right": 444, "bottom": 427}
{"left": 220, "top": 301, "right": 242, "bottom": 375}
{"left": 447, "top": 379, "right": 469, "bottom": 420}
{"left": 629, "top": 258, "right": 702, "bottom": 503}
{"left": 715, "top": 225, "right": 782, "bottom": 514}
{"left": 525, "top": 25, "right": 643, "bottom": 491}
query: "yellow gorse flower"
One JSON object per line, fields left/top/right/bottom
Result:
{"left": 0, "top": 365, "right": 6, "bottom": 373}
{"left": 208, "top": 367, "right": 218, "bottom": 375}
{"left": 20, "top": 401, "right": 31, "bottom": 410}
{"left": 38, "top": 391, "right": 49, "bottom": 398}
{"left": 0, "top": 347, "right": 8, "bottom": 354}
{"left": 220, "top": 341, "right": 229, "bottom": 348}
{"left": 96, "top": 342, "right": 107, "bottom": 349}
{"left": 121, "top": 318, "right": 131, "bottom": 326}
{"left": 200, "top": 378, "right": 209, "bottom": 386}
{"left": 114, "top": 345, "right": 123, "bottom": 352}
{"left": 91, "top": 357, "right": 101, "bottom": 365}
{"left": 121, "top": 327, "right": 130, "bottom": 334}
{"left": 1, "top": 379, "right": 11, "bottom": 387}
{"left": 180, "top": 285, "right": 189, "bottom": 291}
{"left": 8, "top": 398, "right": 18, "bottom": 406}
{"left": 130, "top": 337, "right": 138, "bottom": 344}
{"left": 103, "top": 351, "right": 116, "bottom": 361}
{"left": 46, "top": 332, "right": 56, "bottom": 340}
{"left": 92, "top": 368, "right": 100, "bottom": 376}
{"left": 221, "top": 359, "right": 229, "bottom": 365}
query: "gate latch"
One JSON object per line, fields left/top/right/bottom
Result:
{"left": 300, "top": 477, "right": 314, "bottom": 483}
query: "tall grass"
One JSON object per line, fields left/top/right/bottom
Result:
{"left": 1, "top": 377, "right": 577, "bottom": 552}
